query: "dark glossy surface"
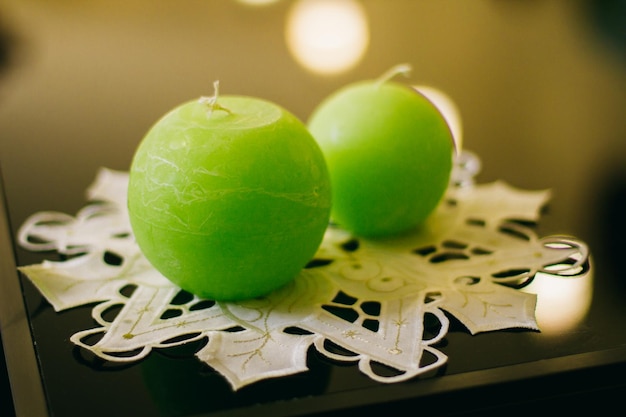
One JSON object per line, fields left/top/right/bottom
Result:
{"left": 1, "top": 1, "right": 625, "bottom": 416}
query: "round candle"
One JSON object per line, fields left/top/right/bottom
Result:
{"left": 128, "top": 86, "right": 331, "bottom": 301}
{"left": 308, "top": 65, "right": 454, "bottom": 237}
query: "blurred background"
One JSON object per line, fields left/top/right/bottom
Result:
{"left": 0, "top": 1, "right": 624, "bottom": 415}
{"left": 0, "top": 0, "right": 624, "bottom": 240}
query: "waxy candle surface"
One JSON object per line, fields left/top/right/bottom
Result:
{"left": 308, "top": 79, "right": 453, "bottom": 237}
{"left": 128, "top": 96, "right": 331, "bottom": 301}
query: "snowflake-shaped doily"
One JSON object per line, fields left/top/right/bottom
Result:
{"left": 17, "top": 151, "right": 589, "bottom": 389}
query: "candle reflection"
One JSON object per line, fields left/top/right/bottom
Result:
{"left": 523, "top": 270, "right": 593, "bottom": 334}
{"left": 285, "top": 0, "right": 369, "bottom": 75}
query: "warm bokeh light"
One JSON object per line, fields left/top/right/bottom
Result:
{"left": 285, "top": 0, "right": 369, "bottom": 75}
{"left": 415, "top": 85, "right": 463, "bottom": 152}
{"left": 523, "top": 270, "right": 593, "bottom": 334}
{"left": 236, "top": 0, "right": 281, "bottom": 6}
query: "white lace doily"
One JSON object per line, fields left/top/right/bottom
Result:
{"left": 17, "top": 151, "right": 589, "bottom": 390}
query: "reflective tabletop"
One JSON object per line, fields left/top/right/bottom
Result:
{"left": 1, "top": 1, "right": 625, "bottom": 416}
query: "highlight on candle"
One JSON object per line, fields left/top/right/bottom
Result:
{"left": 307, "top": 64, "right": 455, "bottom": 237}
{"left": 127, "top": 82, "right": 331, "bottom": 301}
{"left": 285, "top": 0, "right": 369, "bottom": 75}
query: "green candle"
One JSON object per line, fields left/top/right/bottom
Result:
{"left": 128, "top": 83, "right": 331, "bottom": 301}
{"left": 308, "top": 65, "right": 454, "bottom": 237}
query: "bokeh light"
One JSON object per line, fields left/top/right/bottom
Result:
{"left": 524, "top": 271, "right": 593, "bottom": 334}
{"left": 236, "top": 0, "right": 281, "bottom": 6}
{"left": 415, "top": 85, "right": 464, "bottom": 152}
{"left": 285, "top": 0, "right": 369, "bottom": 75}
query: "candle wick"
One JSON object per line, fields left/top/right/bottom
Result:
{"left": 376, "top": 63, "right": 412, "bottom": 86}
{"left": 199, "top": 80, "right": 232, "bottom": 116}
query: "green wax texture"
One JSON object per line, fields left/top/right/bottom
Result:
{"left": 128, "top": 96, "right": 331, "bottom": 301}
{"left": 308, "top": 80, "right": 453, "bottom": 237}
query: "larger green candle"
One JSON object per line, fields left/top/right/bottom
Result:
{"left": 128, "top": 86, "right": 331, "bottom": 301}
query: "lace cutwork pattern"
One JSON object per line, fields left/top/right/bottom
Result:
{"left": 17, "top": 151, "right": 589, "bottom": 389}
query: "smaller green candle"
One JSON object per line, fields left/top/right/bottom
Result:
{"left": 308, "top": 64, "right": 454, "bottom": 237}
{"left": 128, "top": 83, "right": 331, "bottom": 301}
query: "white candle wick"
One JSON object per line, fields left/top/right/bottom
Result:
{"left": 199, "top": 80, "right": 232, "bottom": 116}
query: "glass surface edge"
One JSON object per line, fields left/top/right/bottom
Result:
{"left": 0, "top": 172, "right": 49, "bottom": 417}
{"left": 208, "top": 347, "right": 626, "bottom": 417}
